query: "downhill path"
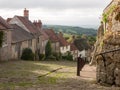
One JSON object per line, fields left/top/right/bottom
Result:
{"left": 80, "top": 64, "right": 96, "bottom": 81}
{"left": 0, "top": 60, "right": 119, "bottom": 90}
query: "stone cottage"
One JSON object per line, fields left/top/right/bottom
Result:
{"left": 44, "top": 29, "right": 60, "bottom": 53}
{"left": 56, "top": 32, "right": 70, "bottom": 54}
{"left": 11, "top": 24, "right": 34, "bottom": 59}
{"left": 0, "top": 16, "right": 12, "bottom": 61}
{"left": 33, "top": 20, "right": 49, "bottom": 54}
{"left": 74, "top": 38, "right": 91, "bottom": 59}
{"left": 8, "top": 8, "right": 42, "bottom": 59}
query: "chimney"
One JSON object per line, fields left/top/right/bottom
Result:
{"left": 38, "top": 20, "right": 42, "bottom": 29}
{"left": 59, "top": 32, "right": 63, "bottom": 36}
{"left": 24, "top": 8, "right": 29, "bottom": 19}
{"left": 33, "top": 20, "right": 42, "bottom": 30}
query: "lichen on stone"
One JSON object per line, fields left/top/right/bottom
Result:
{"left": 91, "top": 0, "right": 120, "bottom": 86}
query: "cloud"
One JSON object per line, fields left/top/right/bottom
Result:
{"left": 0, "top": 0, "right": 112, "bottom": 28}
{"left": 29, "top": 8, "right": 102, "bottom": 26}
{"left": 0, "top": 0, "right": 111, "bottom": 10}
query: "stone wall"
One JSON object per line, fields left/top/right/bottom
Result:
{"left": 51, "top": 42, "right": 60, "bottom": 53}
{"left": 11, "top": 39, "right": 36, "bottom": 60}
{"left": 0, "top": 30, "right": 12, "bottom": 61}
{"left": 92, "top": 0, "right": 120, "bottom": 86}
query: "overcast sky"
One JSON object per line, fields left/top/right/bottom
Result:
{"left": 0, "top": 0, "right": 111, "bottom": 28}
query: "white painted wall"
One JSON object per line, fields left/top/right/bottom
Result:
{"left": 60, "top": 45, "right": 70, "bottom": 54}
{"left": 71, "top": 50, "right": 79, "bottom": 60}
{"left": 78, "top": 49, "right": 86, "bottom": 58}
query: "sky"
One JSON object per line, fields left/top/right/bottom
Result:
{"left": 0, "top": 0, "right": 111, "bottom": 28}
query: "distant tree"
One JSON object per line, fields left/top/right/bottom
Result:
{"left": 0, "top": 31, "right": 4, "bottom": 47}
{"left": 87, "top": 36, "right": 96, "bottom": 46}
{"left": 81, "top": 34, "right": 87, "bottom": 39}
{"left": 45, "top": 40, "right": 52, "bottom": 58}
{"left": 64, "top": 37, "right": 69, "bottom": 40}
{"left": 76, "top": 34, "right": 82, "bottom": 39}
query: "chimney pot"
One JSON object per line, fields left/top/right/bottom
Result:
{"left": 24, "top": 8, "right": 29, "bottom": 19}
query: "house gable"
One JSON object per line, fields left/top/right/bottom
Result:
{"left": 9, "top": 16, "right": 30, "bottom": 32}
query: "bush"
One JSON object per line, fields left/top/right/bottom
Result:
{"left": 103, "top": 13, "right": 108, "bottom": 23}
{"left": 21, "top": 48, "right": 34, "bottom": 60}
{"left": 64, "top": 37, "right": 69, "bottom": 40}
{"left": 62, "top": 56, "right": 67, "bottom": 60}
{"left": 53, "top": 52, "right": 60, "bottom": 60}
{"left": 62, "top": 55, "right": 73, "bottom": 61}
{"left": 66, "top": 54, "right": 73, "bottom": 61}
{"left": 45, "top": 40, "right": 52, "bottom": 58}
{"left": 62, "top": 52, "right": 73, "bottom": 61}
{"left": 39, "top": 54, "right": 45, "bottom": 60}
{"left": 47, "top": 55, "right": 56, "bottom": 60}
{"left": 59, "top": 52, "right": 62, "bottom": 60}
{"left": 67, "top": 51, "right": 73, "bottom": 61}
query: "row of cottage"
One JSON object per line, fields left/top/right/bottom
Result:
{"left": 0, "top": 9, "right": 85, "bottom": 61}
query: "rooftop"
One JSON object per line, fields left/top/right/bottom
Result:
{"left": 57, "top": 33, "right": 69, "bottom": 46}
{"left": 70, "top": 43, "right": 78, "bottom": 51}
{"left": 15, "top": 16, "right": 41, "bottom": 35}
{"left": 44, "top": 29, "right": 59, "bottom": 43}
{"left": 0, "top": 16, "right": 11, "bottom": 30}
{"left": 11, "top": 24, "right": 34, "bottom": 43}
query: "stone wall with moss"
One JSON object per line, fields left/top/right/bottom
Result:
{"left": 91, "top": 0, "right": 120, "bottom": 86}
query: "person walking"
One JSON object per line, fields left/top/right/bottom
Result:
{"left": 77, "top": 54, "right": 86, "bottom": 76}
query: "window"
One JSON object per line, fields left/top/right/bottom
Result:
{"left": 38, "top": 38, "right": 39, "bottom": 43}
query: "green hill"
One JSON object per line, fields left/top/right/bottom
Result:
{"left": 43, "top": 25, "right": 97, "bottom": 36}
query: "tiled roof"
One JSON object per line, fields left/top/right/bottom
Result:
{"left": 0, "top": 16, "right": 12, "bottom": 30}
{"left": 57, "top": 33, "right": 69, "bottom": 46}
{"left": 16, "top": 16, "right": 40, "bottom": 34}
{"left": 44, "top": 29, "right": 59, "bottom": 42}
{"left": 6, "top": 18, "right": 12, "bottom": 23}
{"left": 32, "top": 20, "right": 48, "bottom": 41}
{"left": 39, "top": 30, "right": 49, "bottom": 41}
{"left": 70, "top": 43, "right": 78, "bottom": 51}
{"left": 74, "top": 38, "right": 90, "bottom": 51}
{"left": 11, "top": 24, "right": 34, "bottom": 43}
